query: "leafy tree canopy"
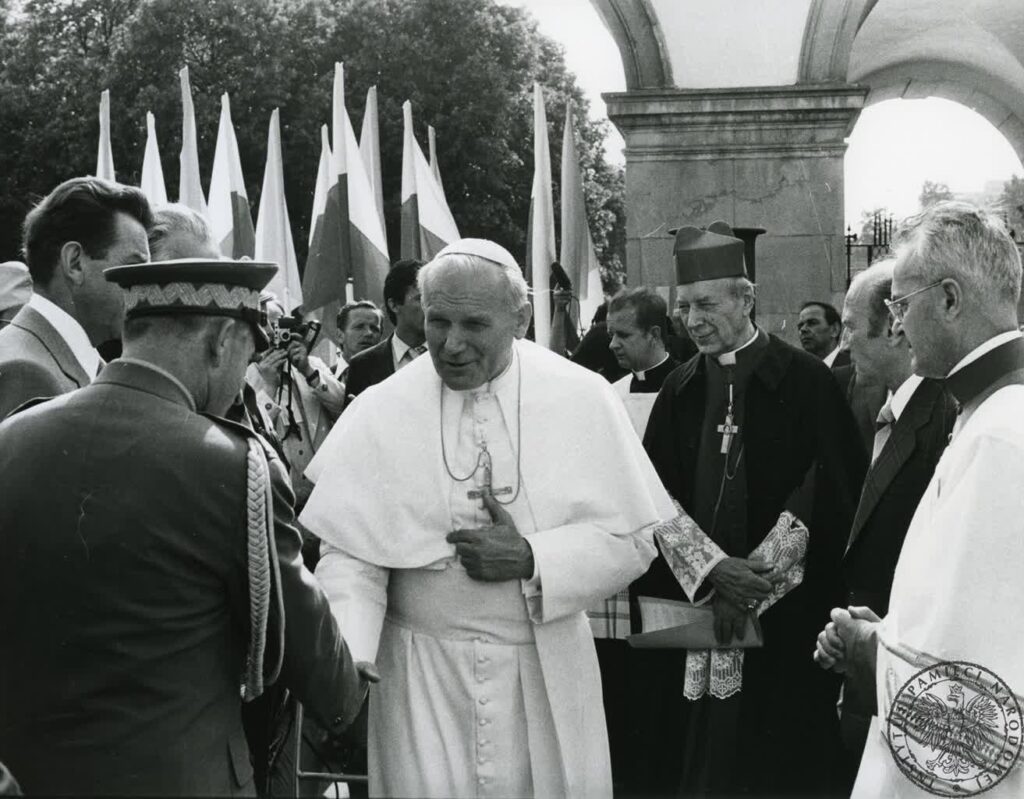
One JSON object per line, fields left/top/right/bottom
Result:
{"left": 0, "top": 0, "right": 625, "bottom": 286}
{"left": 918, "top": 180, "right": 954, "bottom": 209}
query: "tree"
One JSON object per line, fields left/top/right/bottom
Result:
{"left": 919, "top": 180, "right": 954, "bottom": 209}
{"left": 0, "top": 0, "right": 626, "bottom": 286}
{"left": 999, "top": 174, "right": 1024, "bottom": 241}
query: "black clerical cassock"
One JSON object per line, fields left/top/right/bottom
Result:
{"left": 627, "top": 222, "right": 867, "bottom": 797}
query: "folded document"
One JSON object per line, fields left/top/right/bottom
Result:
{"left": 627, "top": 596, "right": 763, "bottom": 649}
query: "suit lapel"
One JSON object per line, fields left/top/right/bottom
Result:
{"left": 11, "top": 305, "right": 91, "bottom": 387}
{"left": 845, "top": 379, "right": 940, "bottom": 554}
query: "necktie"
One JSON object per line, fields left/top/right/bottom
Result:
{"left": 871, "top": 399, "right": 895, "bottom": 464}
{"left": 401, "top": 344, "right": 427, "bottom": 367}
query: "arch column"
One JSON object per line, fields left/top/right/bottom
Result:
{"left": 605, "top": 83, "right": 867, "bottom": 335}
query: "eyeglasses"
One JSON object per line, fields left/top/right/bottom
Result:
{"left": 884, "top": 279, "right": 946, "bottom": 323}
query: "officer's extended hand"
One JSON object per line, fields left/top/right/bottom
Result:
{"left": 446, "top": 493, "right": 534, "bottom": 582}
{"left": 709, "top": 556, "right": 778, "bottom": 608}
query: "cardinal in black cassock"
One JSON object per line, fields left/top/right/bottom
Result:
{"left": 629, "top": 222, "right": 867, "bottom": 797}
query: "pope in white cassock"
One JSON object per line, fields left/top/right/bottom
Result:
{"left": 300, "top": 239, "right": 675, "bottom": 798}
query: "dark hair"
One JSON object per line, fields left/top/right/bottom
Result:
{"left": 383, "top": 259, "right": 423, "bottom": 324}
{"left": 799, "top": 300, "right": 841, "bottom": 328}
{"left": 337, "top": 300, "right": 382, "bottom": 331}
{"left": 23, "top": 177, "right": 152, "bottom": 285}
{"left": 608, "top": 287, "right": 668, "bottom": 338}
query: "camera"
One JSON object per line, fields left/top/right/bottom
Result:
{"left": 270, "top": 317, "right": 322, "bottom": 351}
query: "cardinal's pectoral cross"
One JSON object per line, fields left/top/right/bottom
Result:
{"left": 717, "top": 381, "right": 740, "bottom": 455}
{"left": 467, "top": 446, "right": 513, "bottom": 501}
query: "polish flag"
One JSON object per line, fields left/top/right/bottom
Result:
{"left": 400, "top": 100, "right": 459, "bottom": 260}
{"left": 178, "top": 67, "right": 208, "bottom": 218}
{"left": 209, "top": 93, "right": 255, "bottom": 258}
{"left": 140, "top": 112, "right": 168, "bottom": 206}
{"left": 254, "top": 109, "right": 302, "bottom": 311}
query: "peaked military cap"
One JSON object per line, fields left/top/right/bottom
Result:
{"left": 671, "top": 220, "right": 747, "bottom": 285}
{"left": 104, "top": 258, "right": 278, "bottom": 351}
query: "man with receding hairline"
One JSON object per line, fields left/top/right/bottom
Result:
{"left": 0, "top": 176, "right": 151, "bottom": 418}
{"left": 301, "top": 238, "right": 675, "bottom": 798}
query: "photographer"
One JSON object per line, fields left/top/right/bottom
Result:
{"left": 247, "top": 295, "right": 345, "bottom": 512}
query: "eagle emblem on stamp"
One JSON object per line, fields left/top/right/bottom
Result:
{"left": 886, "top": 661, "right": 1022, "bottom": 796}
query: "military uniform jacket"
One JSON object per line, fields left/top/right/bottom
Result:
{"left": 0, "top": 360, "right": 365, "bottom": 797}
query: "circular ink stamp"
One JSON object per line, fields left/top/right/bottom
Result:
{"left": 886, "top": 661, "right": 1022, "bottom": 796}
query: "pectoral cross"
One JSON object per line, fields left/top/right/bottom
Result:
{"left": 718, "top": 413, "right": 739, "bottom": 454}
{"left": 466, "top": 446, "right": 513, "bottom": 500}
{"left": 717, "top": 381, "right": 739, "bottom": 455}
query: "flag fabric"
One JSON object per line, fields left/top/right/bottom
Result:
{"left": 359, "top": 85, "right": 385, "bottom": 227}
{"left": 255, "top": 109, "right": 302, "bottom": 311}
{"left": 526, "top": 82, "right": 555, "bottom": 349}
{"left": 96, "top": 90, "right": 115, "bottom": 181}
{"left": 178, "top": 67, "right": 208, "bottom": 218}
{"left": 304, "top": 63, "right": 389, "bottom": 323}
{"left": 561, "top": 99, "right": 604, "bottom": 329}
{"left": 140, "top": 112, "right": 168, "bottom": 206}
{"left": 208, "top": 93, "right": 255, "bottom": 258}
{"left": 428, "top": 125, "right": 446, "bottom": 200}
{"left": 400, "top": 100, "right": 459, "bottom": 260}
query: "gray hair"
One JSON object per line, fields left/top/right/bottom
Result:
{"left": 418, "top": 252, "right": 530, "bottom": 314}
{"left": 148, "top": 203, "right": 217, "bottom": 259}
{"left": 848, "top": 257, "right": 895, "bottom": 337}
{"left": 727, "top": 277, "right": 757, "bottom": 302}
{"left": 894, "top": 201, "right": 1021, "bottom": 311}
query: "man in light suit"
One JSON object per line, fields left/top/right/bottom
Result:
{"left": 0, "top": 177, "right": 151, "bottom": 418}
{"left": 344, "top": 259, "right": 426, "bottom": 400}
{"left": 834, "top": 258, "right": 956, "bottom": 784}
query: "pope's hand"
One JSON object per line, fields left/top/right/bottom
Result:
{"left": 708, "top": 556, "right": 779, "bottom": 608}
{"left": 446, "top": 492, "right": 535, "bottom": 582}
{"left": 712, "top": 594, "right": 750, "bottom": 645}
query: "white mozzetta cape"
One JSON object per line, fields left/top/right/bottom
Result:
{"left": 301, "top": 338, "right": 674, "bottom": 798}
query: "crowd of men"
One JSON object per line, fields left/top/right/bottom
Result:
{"left": 0, "top": 174, "right": 1021, "bottom": 799}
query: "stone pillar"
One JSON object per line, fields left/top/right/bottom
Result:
{"left": 605, "top": 84, "right": 867, "bottom": 340}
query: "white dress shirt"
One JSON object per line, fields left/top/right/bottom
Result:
{"left": 391, "top": 333, "right": 425, "bottom": 371}
{"left": 28, "top": 293, "right": 100, "bottom": 378}
{"left": 822, "top": 344, "right": 841, "bottom": 369}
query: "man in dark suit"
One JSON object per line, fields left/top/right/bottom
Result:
{"left": 0, "top": 259, "right": 373, "bottom": 796}
{"left": 344, "top": 259, "right": 424, "bottom": 400}
{"left": 0, "top": 177, "right": 152, "bottom": 418}
{"left": 834, "top": 258, "right": 956, "bottom": 784}
{"left": 798, "top": 300, "right": 844, "bottom": 366}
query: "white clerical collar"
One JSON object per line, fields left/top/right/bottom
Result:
{"left": 117, "top": 357, "right": 197, "bottom": 411}
{"left": 634, "top": 353, "right": 670, "bottom": 382}
{"left": 889, "top": 374, "right": 924, "bottom": 423}
{"left": 946, "top": 330, "right": 1023, "bottom": 377}
{"left": 822, "top": 345, "right": 841, "bottom": 369}
{"left": 28, "top": 293, "right": 100, "bottom": 378}
{"left": 717, "top": 327, "right": 759, "bottom": 366}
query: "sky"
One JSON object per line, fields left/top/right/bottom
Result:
{"left": 498, "top": 0, "right": 1024, "bottom": 229}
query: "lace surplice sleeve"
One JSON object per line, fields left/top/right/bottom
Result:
{"left": 653, "top": 500, "right": 728, "bottom": 604}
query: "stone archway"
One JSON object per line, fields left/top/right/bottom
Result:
{"left": 590, "top": 0, "right": 1024, "bottom": 332}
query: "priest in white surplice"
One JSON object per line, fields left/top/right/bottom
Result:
{"left": 815, "top": 202, "right": 1024, "bottom": 797}
{"left": 301, "top": 239, "right": 674, "bottom": 798}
